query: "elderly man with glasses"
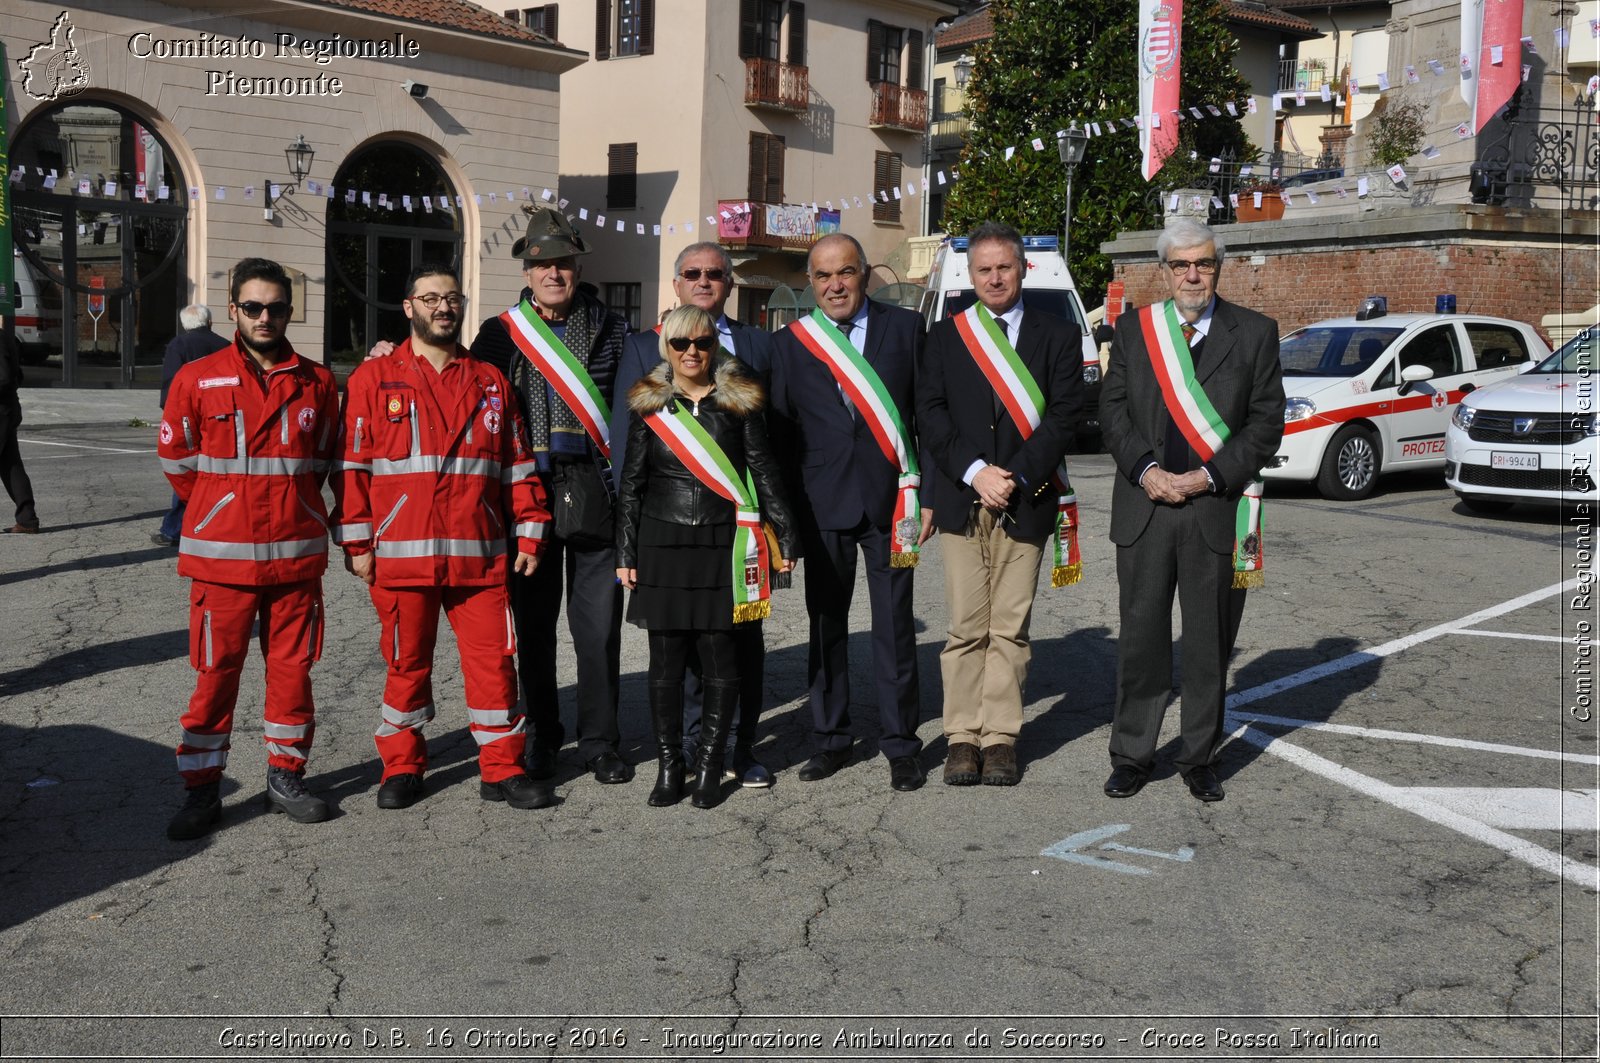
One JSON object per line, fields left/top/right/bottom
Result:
{"left": 608, "top": 241, "right": 779, "bottom": 788}
{"left": 1099, "top": 218, "right": 1285, "bottom": 804}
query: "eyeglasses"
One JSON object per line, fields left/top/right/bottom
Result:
{"left": 1163, "top": 258, "right": 1219, "bottom": 275}
{"left": 408, "top": 293, "right": 467, "bottom": 309}
{"left": 667, "top": 335, "right": 718, "bottom": 353}
{"left": 679, "top": 268, "right": 727, "bottom": 282}
{"left": 236, "top": 301, "right": 291, "bottom": 319}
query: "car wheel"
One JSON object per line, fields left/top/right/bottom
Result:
{"left": 1316, "top": 425, "right": 1379, "bottom": 500}
{"left": 1459, "top": 495, "right": 1514, "bottom": 514}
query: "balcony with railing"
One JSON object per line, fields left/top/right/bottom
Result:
{"left": 930, "top": 113, "right": 970, "bottom": 153}
{"left": 869, "top": 81, "right": 929, "bottom": 133}
{"left": 744, "top": 57, "right": 809, "bottom": 113}
{"left": 1277, "top": 58, "right": 1330, "bottom": 93}
{"left": 715, "top": 200, "right": 826, "bottom": 253}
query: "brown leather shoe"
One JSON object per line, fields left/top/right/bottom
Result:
{"left": 981, "top": 744, "right": 1020, "bottom": 786}
{"left": 943, "top": 742, "right": 981, "bottom": 786}
{"left": 3, "top": 523, "right": 40, "bottom": 534}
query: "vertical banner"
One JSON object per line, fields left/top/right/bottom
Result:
{"left": 1139, "top": 0, "right": 1184, "bottom": 180}
{"left": 0, "top": 41, "right": 13, "bottom": 316}
{"left": 1463, "top": 0, "right": 1524, "bottom": 132}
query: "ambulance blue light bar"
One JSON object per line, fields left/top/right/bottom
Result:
{"left": 949, "top": 236, "right": 1060, "bottom": 251}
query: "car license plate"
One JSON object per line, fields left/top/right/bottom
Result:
{"left": 1490, "top": 451, "right": 1540, "bottom": 471}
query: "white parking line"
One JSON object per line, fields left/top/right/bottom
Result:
{"left": 18, "top": 437, "right": 153, "bottom": 455}
{"left": 1222, "top": 578, "right": 1597, "bottom": 888}
{"left": 1453, "top": 629, "right": 1574, "bottom": 644}
{"left": 1226, "top": 579, "right": 1576, "bottom": 712}
{"left": 1231, "top": 710, "right": 1600, "bottom": 765}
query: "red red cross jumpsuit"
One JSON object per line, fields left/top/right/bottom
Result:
{"left": 158, "top": 340, "right": 339, "bottom": 788}
{"left": 333, "top": 340, "right": 549, "bottom": 785}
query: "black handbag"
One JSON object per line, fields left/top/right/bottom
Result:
{"left": 550, "top": 459, "right": 614, "bottom": 547}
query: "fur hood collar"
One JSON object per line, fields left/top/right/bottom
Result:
{"left": 628, "top": 354, "right": 764, "bottom": 417}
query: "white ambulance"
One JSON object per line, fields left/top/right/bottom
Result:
{"left": 11, "top": 249, "right": 62, "bottom": 364}
{"left": 1264, "top": 302, "right": 1549, "bottom": 499}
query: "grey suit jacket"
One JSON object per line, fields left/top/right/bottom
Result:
{"left": 1100, "top": 296, "right": 1285, "bottom": 554}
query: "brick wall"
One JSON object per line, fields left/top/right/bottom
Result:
{"left": 1105, "top": 206, "right": 1599, "bottom": 344}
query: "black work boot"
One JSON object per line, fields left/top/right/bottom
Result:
{"left": 167, "top": 781, "right": 222, "bottom": 841}
{"left": 648, "top": 681, "right": 686, "bottom": 807}
{"left": 265, "top": 766, "right": 330, "bottom": 823}
{"left": 690, "top": 679, "right": 738, "bottom": 809}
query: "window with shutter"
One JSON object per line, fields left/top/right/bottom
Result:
{"left": 507, "top": 6, "right": 558, "bottom": 36}
{"left": 906, "top": 29, "right": 923, "bottom": 89}
{"left": 873, "top": 151, "right": 902, "bottom": 223}
{"left": 867, "top": 20, "right": 902, "bottom": 83}
{"left": 786, "top": 2, "right": 806, "bottom": 65}
{"left": 748, "top": 132, "right": 785, "bottom": 204}
{"left": 607, "top": 142, "right": 637, "bottom": 210}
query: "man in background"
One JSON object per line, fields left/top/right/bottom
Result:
{"left": 153, "top": 305, "right": 228, "bottom": 546}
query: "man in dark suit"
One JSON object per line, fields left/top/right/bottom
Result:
{"left": 1100, "top": 218, "right": 1285, "bottom": 803}
{"left": 152, "top": 305, "right": 229, "bottom": 545}
{"left": 918, "top": 222, "right": 1082, "bottom": 786}
{"left": 770, "top": 233, "right": 929, "bottom": 791}
{"left": 610, "top": 241, "right": 777, "bottom": 788}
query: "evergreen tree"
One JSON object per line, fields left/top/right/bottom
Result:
{"left": 942, "top": 0, "right": 1255, "bottom": 302}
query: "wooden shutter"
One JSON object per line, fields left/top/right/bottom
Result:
{"left": 739, "top": 0, "right": 759, "bottom": 58}
{"left": 874, "top": 151, "right": 901, "bottom": 222}
{"left": 544, "top": 4, "right": 559, "bottom": 40}
{"left": 766, "top": 133, "right": 785, "bottom": 203}
{"left": 907, "top": 29, "right": 923, "bottom": 89}
{"left": 607, "top": 142, "right": 637, "bottom": 210}
{"left": 787, "top": 2, "right": 806, "bottom": 65}
{"left": 867, "top": 20, "right": 885, "bottom": 82}
{"left": 594, "top": 0, "right": 610, "bottom": 59}
{"left": 638, "top": 0, "right": 654, "bottom": 55}
{"left": 748, "top": 133, "right": 767, "bottom": 202}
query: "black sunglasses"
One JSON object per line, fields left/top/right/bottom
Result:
{"left": 236, "top": 300, "right": 291, "bottom": 319}
{"left": 667, "top": 335, "right": 718, "bottom": 353}
{"left": 679, "top": 268, "right": 727, "bottom": 282}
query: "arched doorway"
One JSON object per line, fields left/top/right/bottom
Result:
{"left": 325, "top": 140, "right": 463, "bottom": 365}
{"left": 9, "top": 101, "right": 189, "bottom": 386}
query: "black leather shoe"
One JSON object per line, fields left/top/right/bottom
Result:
{"left": 166, "top": 782, "right": 221, "bottom": 841}
{"left": 1104, "top": 764, "right": 1150, "bottom": 798}
{"left": 1183, "top": 765, "right": 1225, "bottom": 802}
{"left": 376, "top": 773, "right": 424, "bottom": 809}
{"left": 265, "top": 767, "right": 329, "bottom": 822}
{"left": 481, "top": 773, "right": 555, "bottom": 809}
{"left": 888, "top": 756, "right": 926, "bottom": 791}
{"left": 797, "top": 746, "right": 852, "bottom": 782}
{"left": 586, "top": 751, "right": 632, "bottom": 784}
{"left": 524, "top": 745, "right": 558, "bottom": 780}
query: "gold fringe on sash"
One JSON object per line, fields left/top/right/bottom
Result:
{"left": 1232, "top": 569, "right": 1264, "bottom": 590}
{"left": 1051, "top": 562, "right": 1083, "bottom": 588}
{"left": 733, "top": 599, "right": 772, "bottom": 624}
{"left": 890, "top": 553, "right": 920, "bottom": 569}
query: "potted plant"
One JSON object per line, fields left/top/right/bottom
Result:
{"left": 1235, "top": 178, "right": 1285, "bottom": 222}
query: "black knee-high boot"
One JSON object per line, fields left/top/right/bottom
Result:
{"left": 648, "top": 681, "right": 685, "bottom": 807}
{"left": 691, "top": 679, "right": 738, "bottom": 808}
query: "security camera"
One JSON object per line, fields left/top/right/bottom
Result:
{"left": 401, "top": 79, "right": 429, "bottom": 99}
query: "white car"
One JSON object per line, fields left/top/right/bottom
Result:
{"left": 1264, "top": 311, "right": 1550, "bottom": 499}
{"left": 1445, "top": 327, "right": 1598, "bottom": 512}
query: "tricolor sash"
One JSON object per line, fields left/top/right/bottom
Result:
{"left": 1138, "top": 300, "right": 1266, "bottom": 588}
{"left": 788, "top": 309, "right": 921, "bottom": 567}
{"left": 501, "top": 299, "right": 612, "bottom": 459}
{"left": 643, "top": 404, "right": 771, "bottom": 623}
{"left": 951, "top": 305, "right": 1082, "bottom": 587}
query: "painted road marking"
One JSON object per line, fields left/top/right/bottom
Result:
{"left": 1230, "top": 710, "right": 1600, "bottom": 765}
{"left": 1042, "top": 825, "right": 1194, "bottom": 876}
{"left": 1218, "top": 578, "right": 1598, "bottom": 889}
{"left": 1453, "top": 629, "right": 1575, "bottom": 644}
{"left": 1225, "top": 579, "right": 1575, "bottom": 713}
{"left": 1394, "top": 788, "right": 1600, "bottom": 830}
{"left": 18, "top": 437, "right": 153, "bottom": 455}
{"left": 1228, "top": 722, "right": 1600, "bottom": 890}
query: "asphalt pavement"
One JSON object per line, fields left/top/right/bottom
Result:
{"left": 0, "top": 384, "right": 1594, "bottom": 1061}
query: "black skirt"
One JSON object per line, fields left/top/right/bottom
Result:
{"left": 626, "top": 515, "right": 735, "bottom": 631}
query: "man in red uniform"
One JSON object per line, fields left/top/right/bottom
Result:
{"left": 158, "top": 258, "right": 340, "bottom": 841}
{"left": 335, "top": 264, "right": 553, "bottom": 810}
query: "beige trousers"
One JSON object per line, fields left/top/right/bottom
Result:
{"left": 938, "top": 508, "right": 1045, "bottom": 748}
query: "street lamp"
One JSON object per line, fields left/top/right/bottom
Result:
{"left": 1056, "top": 122, "right": 1088, "bottom": 252}
{"left": 266, "top": 134, "right": 315, "bottom": 221}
